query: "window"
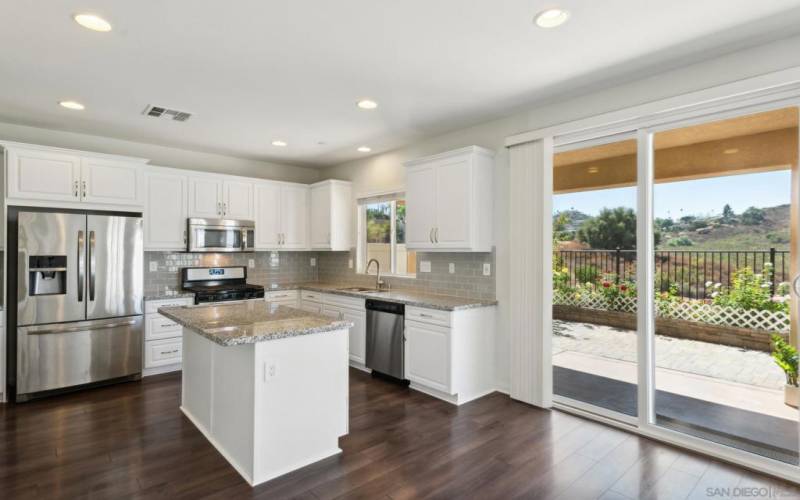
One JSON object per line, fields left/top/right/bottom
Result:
{"left": 358, "top": 195, "right": 416, "bottom": 277}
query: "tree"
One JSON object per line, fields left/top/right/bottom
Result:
{"left": 741, "top": 206, "right": 765, "bottom": 225}
{"left": 577, "top": 207, "right": 660, "bottom": 249}
{"left": 721, "top": 204, "right": 735, "bottom": 222}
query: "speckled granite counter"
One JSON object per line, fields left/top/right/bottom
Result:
{"left": 159, "top": 300, "right": 352, "bottom": 346}
{"left": 269, "top": 283, "right": 497, "bottom": 311}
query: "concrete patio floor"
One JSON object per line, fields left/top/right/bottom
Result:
{"left": 552, "top": 320, "right": 796, "bottom": 420}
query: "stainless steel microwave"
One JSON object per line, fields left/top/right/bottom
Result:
{"left": 187, "top": 218, "right": 255, "bottom": 253}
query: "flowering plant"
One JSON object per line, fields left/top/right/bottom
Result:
{"left": 708, "top": 264, "right": 789, "bottom": 313}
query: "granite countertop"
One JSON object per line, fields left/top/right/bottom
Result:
{"left": 268, "top": 282, "right": 497, "bottom": 311}
{"left": 159, "top": 300, "right": 353, "bottom": 346}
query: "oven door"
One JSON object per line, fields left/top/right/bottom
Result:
{"left": 187, "top": 219, "right": 254, "bottom": 252}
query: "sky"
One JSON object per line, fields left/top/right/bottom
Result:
{"left": 553, "top": 170, "right": 791, "bottom": 219}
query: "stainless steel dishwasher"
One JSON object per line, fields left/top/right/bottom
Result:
{"left": 365, "top": 299, "right": 406, "bottom": 380}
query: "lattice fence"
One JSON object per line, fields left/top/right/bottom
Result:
{"left": 553, "top": 291, "right": 789, "bottom": 333}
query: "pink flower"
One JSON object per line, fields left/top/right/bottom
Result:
{"left": 602, "top": 282, "right": 611, "bottom": 288}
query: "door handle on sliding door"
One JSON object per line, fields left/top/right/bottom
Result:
{"left": 77, "top": 230, "right": 85, "bottom": 302}
{"left": 89, "top": 230, "right": 96, "bottom": 301}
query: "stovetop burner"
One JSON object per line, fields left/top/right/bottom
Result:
{"left": 180, "top": 266, "right": 265, "bottom": 304}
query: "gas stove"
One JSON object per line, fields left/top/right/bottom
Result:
{"left": 180, "top": 266, "right": 265, "bottom": 304}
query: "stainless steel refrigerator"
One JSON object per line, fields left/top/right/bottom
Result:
{"left": 15, "top": 211, "right": 143, "bottom": 401}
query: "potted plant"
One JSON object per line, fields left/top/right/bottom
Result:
{"left": 771, "top": 334, "right": 799, "bottom": 407}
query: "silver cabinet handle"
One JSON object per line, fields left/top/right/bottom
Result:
{"left": 81, "top": 180, "right": 87, "bottom": 199}
{"left": 223, "top": 202, "right": 227, "bottom": 215}
{"left": 183, "top": 230, "right": 187, "bottom": 245}
{"left": 429, "top": 228, "right": 434, "bottom": 243}
{"left": 77, "top": 230, "right": 85, "bottom": 302}
{"left": 89, "top": 230, "right": 96, "bottom": 301}
{"left": 435, "top": 227, "right": 439, "bottom": 243}
{"left": 160, "top": 323, "right": 176, "bottom": 328}
{"left": 73, "top": 180, "right": 79, "bottom": 198}
{"left": 217, "top": 202, "right": 222, "bottom": 215}
{"left": 419, "top": 313, "right": 433, "bottom": 318}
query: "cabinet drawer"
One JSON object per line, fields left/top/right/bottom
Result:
{"left": 145, "top": 314, "right": 182, "bottom": 340}
{"left": 145, "top": 297, "right": 194, "bottom": 314}
{"left": 144, "top": 338, "right": 182, "bottom": 368}
{"left": 324, "top": 293, "right": 365, "bottom": 311}
{"left": 265, "top": 290, "right": 299, "bottom": 302}
{"left": 406, "top": 306, "right": 451, "bottom": 327}
{"left": 301, "top": 290, "right": 323, "bottom": 303}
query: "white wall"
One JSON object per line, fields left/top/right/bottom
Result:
{"left": 0, "top": 121, "right": 320, "bottom": 183}
{"left": 321, "top": 34, "right": 800, "bottom": 394}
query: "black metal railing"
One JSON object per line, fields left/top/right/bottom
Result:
{"left": 555, "top": 248, "right": 789, "bottom": 299}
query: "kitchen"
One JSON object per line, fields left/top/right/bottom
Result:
{"left": 4, "top": 2, "right": 800, "bottom": 498}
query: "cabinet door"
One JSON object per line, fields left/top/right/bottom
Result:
{"left": 280, "top": 185, "right": 308, "bottom": 249}
{"left": 254, "top": 182, "right": 281, "bottom": 249}
{"left": 343, "top": 308, "right": 366, "bottom": 365}
{"left": 222, "top": 180, "right": 254, "bottom": 219}
{"left": 145, "top": 171, "right": 188, "bottom": 250}
{"left": 81, "top": 158, "right": 144, "bottom": 206}
{"left": 6, "top": 148, "right": 81, "bottom": 202}
{"left": 405, "top": 320, "right": 451, "bottom": 393}
{"left": 188, "top": 177, "right": 223, "bottom": 218}
{"left": 405, "top": 164, "right": 437, "bottom": 248}
{"left": 434, "top": 157, "right": 471, "bottom": 248}
{"left": 310, "top": 184, "right": 331, "bottom": 248}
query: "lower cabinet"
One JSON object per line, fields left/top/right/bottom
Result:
{"left": 404, "top": 305, "right": 496, "bottom": 406}
{"left": 301, "top": 292, "right": 367, "bottom": 370}
{"left": 404, "top": 320, "right": 451, "bottom": 393}
{"left": 143, "top": 297, "right": 194, "bottom": 376}
{"left": 264, "top": 290, "right": 300, "bottom": 308}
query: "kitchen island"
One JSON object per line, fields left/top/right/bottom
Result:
{"left": 159, "top": 301, "right": 353, "bottom": 486}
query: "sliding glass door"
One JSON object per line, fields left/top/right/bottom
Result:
{"left": 552, "top": 105, "right": 800, "bottom": 468}
{"left": 552, "top": 136, "right": 639, "bottom": 418}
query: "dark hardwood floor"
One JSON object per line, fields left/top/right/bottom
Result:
{"left": 2, "top": 369, "right": 799, "bottom": 499}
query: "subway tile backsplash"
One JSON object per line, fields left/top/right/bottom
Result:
{"left": 145, "top": 249, "right": 495, "bottom": 301}
{"left": 316, "top": 250, "right": 496, "bottom": 300}
{"left": 144, "top": 251, "right": 318, "bottom": 297}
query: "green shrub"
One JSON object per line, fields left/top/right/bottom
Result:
{"left": 710, "top": 264, "right": 788, "bottom": 313}
{"left": 666, "top": 236, "right": 693, "bottom": 247}
{"left": 575, "top": 265, "right": 600, "bottom": 284}
{"left": 772, "top": 334, "right": 798, "bottom": 387}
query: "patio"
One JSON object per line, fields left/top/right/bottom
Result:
{"left": 553, "top": 320, "right": 799, "bottom": 464}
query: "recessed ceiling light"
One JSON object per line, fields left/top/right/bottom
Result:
{"left": 357, "top": 99, "right": 378, "bottom": 110}
{"left": 587, "top": 166, "right": 599, "bottom": 174}
{"left": 357, "top": 146, "right": 372, "bottom": 153}
{"left": 534, "top": 8, "right": 570, "bottom": 28}
{"left": 73, "top": 13, "right": 112, "bottom": 32}
{"left": 723, "top": 148, "right": 739, "bottom": 155}
{"left": 272, "top": 140, "right": 287, "bottom": 147}
{"left": 59, "top": 100, "right": 85, "bottom": 110}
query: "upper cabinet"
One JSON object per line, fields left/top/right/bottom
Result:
{"left": 144, "top": 169, "right": 188, "bottom": 251}
{"left": 188, "top": 175, "right": 254, "bottom": 219}
{"left": 404, "top": 146, "right": 494, "bottom": 252}
{"left": 254, "top": 181, "right": 308, "bottom": 250}
{"left": 310, "top": 180, "right": 352, "bottom": 251}
{"left": 4, "top": 144, "right": 145, "bottom": 208}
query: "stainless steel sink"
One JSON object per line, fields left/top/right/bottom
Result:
{"left": 337, "top": 286, "right": 380, "bottom": 292}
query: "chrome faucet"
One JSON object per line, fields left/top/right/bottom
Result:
{"left": 366, "top": 258, "right": 385, "bottom": 290}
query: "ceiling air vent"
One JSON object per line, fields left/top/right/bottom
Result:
{"left": 142, "top": 105, "right": 192, "bottom": 122}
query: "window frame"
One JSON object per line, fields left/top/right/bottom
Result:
{"left": 357, "top": 195, "right": 416, "bottom": 278}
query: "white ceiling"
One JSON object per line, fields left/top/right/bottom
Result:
{"left": 2, "top": 1, "right": 800, "bottom": 168}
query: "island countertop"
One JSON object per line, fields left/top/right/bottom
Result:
{"left": 159, "top": 301, "right": 353, "bottom": 347}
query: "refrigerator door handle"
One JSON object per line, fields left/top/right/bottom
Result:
{"left": 89, "top": 230, "right": 96, "bottom": 301}
{"left": 27, "top": 319, "right": 137, "bottom": 335}
{"left": 77, "top": 230, "right": 85, "bottom": 302}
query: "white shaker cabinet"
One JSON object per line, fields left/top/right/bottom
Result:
{"left": 188, "top": 176, "right": 224, "bottom": 218}
{"left": 222, "top": 180, "right": 254, "bottom": 219}
{"left": 80, "top": 157, "right": 144, "bottom": 206}
{"left": 144, "top": 169, "right": 188, "bottom": 250}
{"left": 254, "top": 181, "right": 308, "bottom": 250}
{"left": 4, "top": 143, "right": 146, "bottom": 208}
{"left": 404, "top": 146, "right": 494, "bottom": 252}
{"left": 310, "top": 180, "right": 352, "bottom": 251}
{"left": 404, "top": 305, "right": 495, "bottom": 405}
{"left": 6, "top": 147, "right": 82, "bottom": 202}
